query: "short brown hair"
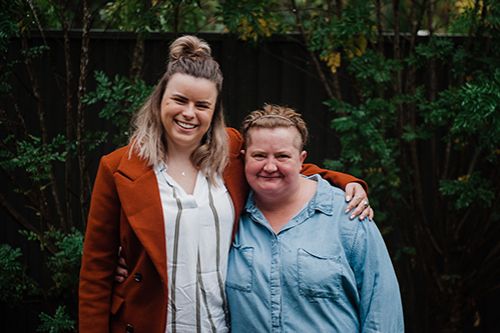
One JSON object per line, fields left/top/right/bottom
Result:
{"left": 241, "top": 104, "right": 308, "bottom": 150}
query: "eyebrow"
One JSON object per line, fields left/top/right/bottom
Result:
{"left": 171, "top": 93, "right": 213, "bottom": 105}
{"left": 171, "top": 93, "right": 187, "bottom": 100}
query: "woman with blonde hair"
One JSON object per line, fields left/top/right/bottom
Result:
{"left": 79, "top": 35, "right": 372, "bottom": 333}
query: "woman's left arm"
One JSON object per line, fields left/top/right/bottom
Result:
{"left": 79, "top": 155, "right": 121, "bottom": 332}
{"left": 351, "top": 221, "right": 405, "bottom": 332}
{"left": 301, "top": 163, "right": 374, "bottom": 220}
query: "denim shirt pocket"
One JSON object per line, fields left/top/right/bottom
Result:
{"left": 226, "top": 243, "right": 254, "bottom": 292}
{"left": 297, "top": 248, "right": 343, "bottom": 300}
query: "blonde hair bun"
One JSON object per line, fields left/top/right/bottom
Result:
{"left": 169, "top": 35, "right": 212, "bottom": 61}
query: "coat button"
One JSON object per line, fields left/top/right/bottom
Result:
{"left": 125, "top": 323, "right": 134, "bottom": 332}
{"left": 134, "top": 272, "right": 142, "bottom": 282}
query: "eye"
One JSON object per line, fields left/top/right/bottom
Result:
{"left": 276, "top": 154, "right": 291, "bottom": 161}
{"left": 172, "top": 96, "right": 187, "bottom": 104}
{"left": 251, "top": 153, "right": 266, "bottom": 161}
{"left": 196, "top": 102, "right": 211, "bottom": 110}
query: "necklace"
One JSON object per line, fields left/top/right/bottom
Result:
{"left": 181, "top": 171, "right": 186, "bottom": 176}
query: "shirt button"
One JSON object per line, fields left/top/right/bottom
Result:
{"left": 134, "top": 273, "right": 142, "bottom": 282}
{"left": 125, "top": 323, "right": 134, "bottom": 332}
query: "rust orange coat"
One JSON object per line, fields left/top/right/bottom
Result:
{"left": 78, "top": 128, "right": 366, "bottom": 333}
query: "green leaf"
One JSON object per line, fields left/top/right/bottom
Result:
{"left": 439, "top": 173, "right": 495, "bottom": 209}
{"left": 37, "top": 305, "right": 74, "bottom": 333}
{"left": 84, "top": 71, "right": 153, "bottom": 145}
{"left": 0, "top": 244, "right": 38, "bottom": 304}
{"left": 0, "top": 134, "right": 70, "bottom": 182}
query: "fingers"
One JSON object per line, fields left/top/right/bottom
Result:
{"left": 115, "top": 258, "right": 128, "bottom": 283}
{"left": 348, "top": 199, "right": 367, "bottom": 220}
{"left": 115, "top": 255, "right": 129, "bottom": 284}
{"left": 344, "top": 183, "right": 355, "bottom": 203}
{"left": 344, "top": 183, "right": 366, "bottom": 212}
{"left": 344, "top": 182, "right": 372, "bottom": 220}
{"left": 359, "top": 206, "right": 374, "bottom": 221}
{"left": 115, "top": 268, "right": 127, "bottom": 283}
{"left": 115, "top": 274, "right": 125, "bottom": 283}
{"left": 118, "top": 256, "right": 128, "bottom": 269}
{"left": 345, "top": 194, "right": 363, "bottom": 213}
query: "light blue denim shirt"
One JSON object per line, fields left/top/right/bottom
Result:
{"left": 226, "top": 175, "right": 404, "bottom": 333}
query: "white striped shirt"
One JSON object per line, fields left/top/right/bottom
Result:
{"left": 155, "top": 163, "right": 234, "bottom": 333}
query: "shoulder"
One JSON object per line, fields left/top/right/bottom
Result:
{"left": 225, "top": 127, "right": 244, "bottom": 155}
{"left": 317, "top": 179, "right": 365, "bottom": 256}
{"left": 226, "top": 127, "right": 243, "bottom": 143}
{"left": 314, "top": 178, "right": 385, "bottom": 263}
{"left": 100, "top": 145, "right": 132, "bottom": 171}
{"left": 330, "top": 183, "right": 347, "bottom": 200}
{"left": 100, "top": 144, "right": 153, "bottom": 181}
{"left": 342, "top": 214, "right": 384, "bottom": 265}
{"left": 313, "top": 177, "right": 353, "bottom": 233}
{"left": 103, "top": 145, "right": 131, "bottom": 160}
{"left": 315, "top": 176, "right": 347, "bottom": 208}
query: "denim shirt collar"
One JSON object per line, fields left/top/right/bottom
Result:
{"left": 244, "top": 174, "right": 336, "bottom": 231}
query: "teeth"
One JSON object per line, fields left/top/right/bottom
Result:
{"left": 176, "top": 121, "right": 196, "bottom": 129}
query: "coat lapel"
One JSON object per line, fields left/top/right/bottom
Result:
{"left": 114, "top": 149, "right": 168, "bottom": 288}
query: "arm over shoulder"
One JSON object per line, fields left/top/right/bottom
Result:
{"left": 301, "top": 163, "right": 368, "bottom": 192}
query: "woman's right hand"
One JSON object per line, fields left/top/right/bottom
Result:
{"left": 115, "top": 250, "right": 129, "bottom": 283}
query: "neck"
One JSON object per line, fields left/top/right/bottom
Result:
{"left": 166, "top": 142, "right": 196, "bottom": 161}
{"left": 164, "top": 144, "right": 199, "bottom": 194}
{"left": 254, "top": 177, "right": 315, "bottom": 214}
{"left": 254, "top": 189, "right": 298, "bottom": 213}
{"left": 254, "top": 177, "right": 316, "bottom": 233}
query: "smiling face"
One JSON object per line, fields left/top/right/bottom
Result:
{"left": 244, "top": 126, "right": 307, "bottom": 200}
{"left": 160, "top": 73, "right": 218, "bottom": 153}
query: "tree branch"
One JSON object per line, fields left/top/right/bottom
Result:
{"left": 21, "top": 36, "right": 65, "bottom": 230}
{"left": 129, "top": 34, "right": 145, "bottom": 81}
{"left": 0, "top": 193, "right": 56, "bottom": 254}
{"left": 56, "top": 0, "right": 75, "bottom": 230}
{"left": 76, "top": 0, "right": 92, "bottom": 224}
{"left": 289, "top": 0, "right": 336, "bottom": 100}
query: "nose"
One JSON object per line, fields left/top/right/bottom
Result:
{"left": 263, "top": 159, "right": 278, "bottom": 173}
{"left": 181, "top": 103, "right": 195, "bottom": 118}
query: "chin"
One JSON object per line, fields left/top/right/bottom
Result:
{"left": 256, "top": 184, "right": 281, "bottom": 193}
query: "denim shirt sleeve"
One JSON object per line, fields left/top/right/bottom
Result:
{"left": 346, "top": 218, "right": 405, "bottom": 333}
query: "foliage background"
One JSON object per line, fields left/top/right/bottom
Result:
{"left": 1, "top": 0, "right": 499, "bottom": 332}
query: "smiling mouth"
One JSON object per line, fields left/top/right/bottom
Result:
{"left": 258, "top": 175, "right": 281, "bottom": 179}
{"left": 175, "top": 120, "right": 197, "bottom": 129}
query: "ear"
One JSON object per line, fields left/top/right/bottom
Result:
{"left": 299, "top": 150, "right": 307, "bottom": 164}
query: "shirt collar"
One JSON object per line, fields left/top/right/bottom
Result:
{"left": 303, "top": 174, "right": 335, "bottom": 216}
{"left": 244, "top": 174, "right": 336, "bottom": 217}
